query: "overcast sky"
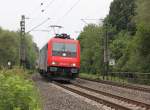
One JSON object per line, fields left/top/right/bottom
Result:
{"left": 0, "top": 0, "right": 113, "bottom": 48}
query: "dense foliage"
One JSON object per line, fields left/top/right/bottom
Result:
{"left": 78, "top": 0, "right": 150, "bottom": 73}
{"left": 0, "top": 28, "right": 38, "bottom": 69}
{"left": 113, "top": 0, "right": 150, "bottom": 72}
{"left": 0, "top": 68, "right": 41, "bottom": 110}
{"left": 78, "top": 24, "right": 104, "bottom": 74}
{"left": 106, "top": 0, "right": 136, "bottom": 34}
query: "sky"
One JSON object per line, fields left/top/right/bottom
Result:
{"left": 0, "top": 0, "right": 113, "bottom": 49}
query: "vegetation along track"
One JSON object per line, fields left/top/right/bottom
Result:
{"left": 53, "top": 81, "right": 150, "bottom": 110}
{"left": 79, "top": 77, "right": 150, "bottom": 93}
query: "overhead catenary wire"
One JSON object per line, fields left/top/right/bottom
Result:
{"left": 26, "top": 0, "right": 46, "bottom": 27}
{"left": 81, "top": 19, "right": 88, "bottom": 25}
{"left": 27, "top": 0, "right": 56, "bottom": 28}
{"left": 56, "top": 0, "right": 81, "bottom": 24}
{"left": 27, "top": 0, "right": 81, "bottom": 35}
{"left": 63, "top": 0, "right": 81, "bottom": 18}
{"left": 52, "top": 0, "right": 66, "bottom": 17}
{"left": 81, "top": 18, "right": 104, "bottom": 25}
{"left": 27, "top": 18, "right": 50, "bottom": 33}
{"left": 31, "top": 29, "right": 51, "bottom": 32}
{"left": 27, "top": 0, "right": 48, "bottom": 20}
{"left": 42, "top": 0, "right": 56, "bottom": 13}
{"left": 28, "top": 1, "right": 44, "bottom": 17}
{"left": 81, "top": 19, "right": 103, "bottom": 20}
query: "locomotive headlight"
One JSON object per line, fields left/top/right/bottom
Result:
{"left": 62, "top": 53, "right": 67, "bottom": 57}
{"left": 52, "top": 62, "right": 56, "bottom": 65}
{"left": 72, "top": 63, "right": 76, "bottom": 67}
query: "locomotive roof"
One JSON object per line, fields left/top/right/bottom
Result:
{"left": 40, "top": 37, "right": 79, "bottom": 51}
{"left": 49, "top": 37, "right": 79, "bottom": 43}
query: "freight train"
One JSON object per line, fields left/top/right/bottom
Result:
{"left": 38, "top": 33, "right": 80, "bottom": 80}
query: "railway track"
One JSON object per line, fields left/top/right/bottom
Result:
{"left": 79, "top": 77, "right": 150, "bottom": 93}
{"left": 53, "top": 81, "right": 150, "bottom": 110}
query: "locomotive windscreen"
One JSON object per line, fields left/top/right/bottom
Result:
{"left": 52, "top": 43, "right": 77, "bottom": 57}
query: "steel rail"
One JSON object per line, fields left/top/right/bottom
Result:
{"left": 73, "top": 83, "right": 150, "bottom": 110}
{"left": 53, "top": 82, "right": 134, "bottom": 110}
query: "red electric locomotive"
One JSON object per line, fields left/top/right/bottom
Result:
{"left": 39, "top": 34, "right": 80, "bottom": 80}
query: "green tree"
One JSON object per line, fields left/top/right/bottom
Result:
{"left": 105, "top": 0, "right": 136, "bottom": 34}
{"left": 24, "top": 34, "right": 39, "bottom": 69}
{"left": 135, "top": 0, "right": 150, "bottom": 26}
{"left": 0, "top": 29, "right": 20, "bottom": 66}
{"left": 128, "top": 0, "right": 150, "bottom": 72}
{"left": 78, "top": 24, "right": 104, "bottom": 74}
{"left": 0, "top": 28, "right": 38, "bottom": 69}
{"left": 115, "top": 0, "right": 150, "bottom": 72}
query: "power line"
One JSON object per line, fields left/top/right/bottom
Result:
{"left": 82, "top": 19, "right": 104, "bottom": 20}
{"left": 81, "top": 18, "right": 104, "bottom": 25}
{"left": 27, "top": 18, "right": 50, "bottom": 33}
{"left": 63, "top": 0, "right": 80, "bottom": 17}
{"left": 28, "top": 0, "right": 46, "bottom": 18}
{"left": 31, "top": 3, "right": 43, "bottom": 15}
{"left": 56, "top": 0, "right": 81, "bottom": 23}
{"left": 27, "top": 0, "right": 56, "bottom": 27}
{"left": 41, "top": 0, "right": 56, "bottom": 13}
{"left": 31, "top": 29, "right": 51, "bottom": 32}
{"left": 26, "top": 1, "right": 46, "bottom": 26}
{"left": 81, "top": 19, "right": 88, "bottom": 25}
{"left": 52, "top": 0, "right": 66, "bottom": 17}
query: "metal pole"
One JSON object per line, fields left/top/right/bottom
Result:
{"left": 20, "top": 15, "right": 26, "bottom": 68}
{"left": 106, "top": 24, "right": 109, "bottom": 80}
{"left": 104, "top": 23, "right": 109, "bottom": 80}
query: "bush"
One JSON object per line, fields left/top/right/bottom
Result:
{"left": 0, "top": 69, "right": 41, "bottom": 110}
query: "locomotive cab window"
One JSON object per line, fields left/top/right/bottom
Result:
{"left": 52, "top": 43, "right": 77, "bottom": 57}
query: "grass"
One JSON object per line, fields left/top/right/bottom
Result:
{"left": 79, "top": 73, "right": 131, "bottom": 84}
{"left": 79, "top": 72, "right": 150, "bottom": 85}
{"left": 79, "top": 73, "right": 99, "bottom": 80}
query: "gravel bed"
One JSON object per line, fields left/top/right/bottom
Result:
{"left": 131, "top": 83, "right": 150, "bottom": 89}
{"left": 75, "top": 78, "right": 150, "bottom": 104}
{"left": 32, "top": 74, "right": 105, "bottom": 110}
{"left": 66, "top": 85, "right": 145, "bottom": 110}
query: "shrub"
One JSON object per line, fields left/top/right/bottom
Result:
{"left": 0, "top": 69, "right": 41, "bottom": 110}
